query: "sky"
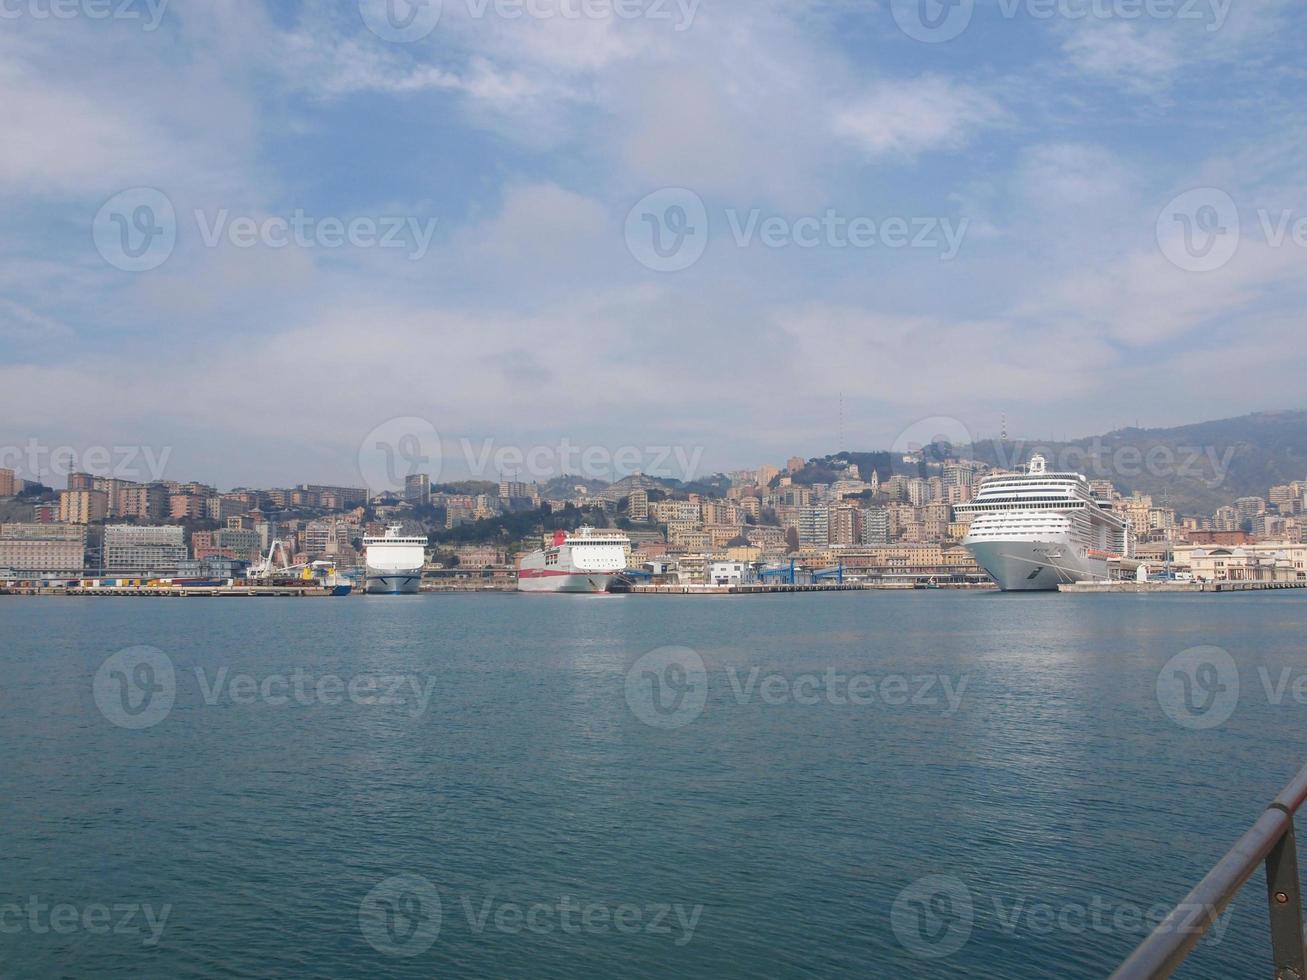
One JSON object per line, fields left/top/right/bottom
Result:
{"left": 2, "top": 0, "right": 1306, "bottom": 492}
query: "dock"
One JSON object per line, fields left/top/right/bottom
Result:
{"left": 3, "top": 585, "right": 350, "bottom": 598}
{"left": 623, "top": 583, "right": 865, "bottom": 595}
{"left": 1059, "top": 580, "right": 1307, "bottom": 594}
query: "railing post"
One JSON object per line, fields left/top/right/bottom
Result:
{"left": 1265, "top": 817, "right": 1307, "bottom": 980}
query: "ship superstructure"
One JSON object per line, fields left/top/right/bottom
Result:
{"left": 957, "top": 455, "right": 1132, "bottom": 591}
{"left": 363, "top": 525, "right": 426, "bottom": 595}
{"left": 517, "top": 527, "right": 630, "bottom": 594}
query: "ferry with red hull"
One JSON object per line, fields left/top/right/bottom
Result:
{"left": 517, "top": 527, "right": 630, "bottom": 594}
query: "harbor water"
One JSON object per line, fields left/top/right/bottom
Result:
{"left": 3, "top": 591, "right": 1307, "bottom": 978}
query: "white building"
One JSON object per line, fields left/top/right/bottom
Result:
{"left": 103, "top": 525, "right": 187, "bottom": 572}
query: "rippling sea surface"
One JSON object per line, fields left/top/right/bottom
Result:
{"left": 4, "top": 591, "right": 1307, "bottom": 978}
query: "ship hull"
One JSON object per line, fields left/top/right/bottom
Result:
{"left": 517, "top": 570, "right": 616, "bottom": 594}
{"left": 965, "top": 539, "right": 1108, "bottom": 592}
{"left": 365, "top": 569, "right": 422, "bottom": 594}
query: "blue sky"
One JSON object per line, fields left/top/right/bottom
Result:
{"left": 2, "top": 0, "right": 1305, "bottom": 489}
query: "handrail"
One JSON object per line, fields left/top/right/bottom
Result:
{"left": 1110, "top": 761, "right": 1307, "bottom": 979}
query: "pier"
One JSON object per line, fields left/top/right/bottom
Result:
{"left": 3, "top": 585, "right": 349, "bottom": 598}
{"left": 1058, "top": 580, "right": 1307, "bottom": 594}
{"left": 622, "top": 583, "right": 865, "bottom": 596}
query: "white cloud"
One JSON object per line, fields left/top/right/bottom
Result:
{"left": 832, "top": 76, "right": 1007, "bottom": 160}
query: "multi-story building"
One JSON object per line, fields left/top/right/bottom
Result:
{"left": 1270, "top": 485, "right": 1300, "bottom": 515}
{"left": 116, "top": 484, "right": 168, "bottom": 521}
{"left": 651, "top": 500, "right": 700, "bottom": 525}
{"left": 860, "top": 507, "right": 890, "bottom": 545}
{"left": 498, "top": 480, "right": 534, "bottom": 501}
{"left": 669, "top": 529, "right": 711, "bottom": 551}
{"left": 103, "top": 525, "right": 187, "bottom": 573}
{"left": 0, "top": 468, "right": 15, "bottom": 497}
{"left": 1213, "top": 505, "right": 1240, "bottom": 532}
{"left": 829, "top": 505, "right": 861, "bottom": 547}
{"left": 299, "top": 484, "right": 368, "bottom": 507}
{"left": 1235, "top": 497, "right": 1268, "bottom": 524}
{"left": 454, "top": 545, "right": 507, "bottom": 567}
{"left": 58, "top": 489, "right": 109, "bottom": 525}
{"left": 627, "top": 490, "right": 650, "bottom": 521}
{"left": 67, "top": 472, "right": 95, "bottom": 491}
{"left": 302, "top": 521, "right": 351, "bottom": 557}
{"left": 797, "top": 506, "right": 829, "bottom": 546}
{"left": 213, "top": 528, "right": 261, "bottom": 563}
{"left": 204, "top": 496, "right": 246, "bottom": 522}
{"left": 445, "top": 501, "right": 475, "bottom": 529}
{"left": 0, "top": 523, "right": 86, "bottom": 574}
{"left": 169, "top": 494, "right": 207, "bottom": 520}
{"left": 406, "top": 474, "right": 432, "bottom": 506}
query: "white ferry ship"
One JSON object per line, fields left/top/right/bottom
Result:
{"left": 517, "top": 527, "right": 630, "bottom": 594}
{"left": 363, "top": 525, "right": 426, "bottom": 594}
{"left": 957, "top": 455, "right": 1132, "bottom": 591}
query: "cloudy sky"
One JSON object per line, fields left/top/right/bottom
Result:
{"left": 2, "top": 0, "right": 1305, "bottom": 490}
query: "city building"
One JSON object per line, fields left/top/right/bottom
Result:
{"left": 627, "top": 490, "right": 650, "bottom": 521}
{"left": 406, "top": 474, "right": 431, "bottom": 506}
{"left": 797, "top": 506, "right": 829, "bottom": 546}
{"left": 58, "top": 489, "right": 109, "bottom": 525}
{"left": 0, "top": 523, "right": 86, "bottom": 574}
{"left": 103, "top": 525, "right": 187, "bottom": 573}
{"left": 117, "top": 484, "right": 168, "bottom": 521}
{"left": 169, "top": 494, "right": 207, "bottom": 520}
{"left": 299, "top": 484, "right": 369, "bottom": 507}
{"left": 0, "top": 467, "right": 15, "bottom": 497}
{"left": 860, "top": 507, "right": 890, "bottom": 545}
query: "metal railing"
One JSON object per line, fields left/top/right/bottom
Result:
{"left": 1111, "top": 761, "right": 1307, "bottom": 979}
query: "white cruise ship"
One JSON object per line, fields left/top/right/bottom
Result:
{"left": 517, "top": 527, "right": 630, "bottom": 594}
{"left": 957, "top": 455, "right": 1131, "bottom": 591}
{"left": 363, "top": 525, "right": 426, "bottom": 594}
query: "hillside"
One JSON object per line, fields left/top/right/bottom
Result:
{"left": 968, "top": 411, "right": 1307, "bottom": 514}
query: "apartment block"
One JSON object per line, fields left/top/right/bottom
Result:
{"left": 103, "top": 524, "right": 187, "bottom": 572}
{"left": 0, "top": 523, "right": 86, "bottom": 574}
{"left": 58, "top": 489, "right": 109, "bottom": 524}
